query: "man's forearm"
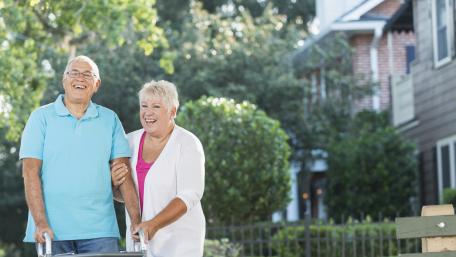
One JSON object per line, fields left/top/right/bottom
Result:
{"left": 23, "top": 159, "right": 48, "bottom": 227}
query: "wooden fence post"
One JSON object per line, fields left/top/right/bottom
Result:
{"left": 421, "top": 204, "right": 456, "bottom": 252}
{"left": 396, "top": 204, "right": 456, "bottom": 256}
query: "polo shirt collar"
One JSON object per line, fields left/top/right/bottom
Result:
{"left": 54, "top": 94, "right": 99, "bottom": 119}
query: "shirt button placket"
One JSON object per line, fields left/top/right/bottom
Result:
{"left": 75, "top": 119, "right": 82, "bottom": 135}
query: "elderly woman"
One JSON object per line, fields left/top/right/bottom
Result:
{"left": 111, "top": 80, "right": 205, "bottom": 257}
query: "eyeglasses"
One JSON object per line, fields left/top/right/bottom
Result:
{"left": 66, "top": 70, "right": 96, "bottom": 80}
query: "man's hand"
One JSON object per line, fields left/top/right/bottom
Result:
{"left": 111, "top": 161, "right": 129, "bottom": 187}
{"left": 34, "top": 223, "right": 54, "bottom": 244}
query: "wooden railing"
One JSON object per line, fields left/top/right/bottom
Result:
{"left": 396, "top": 205, "right": 456, "bottom": 256}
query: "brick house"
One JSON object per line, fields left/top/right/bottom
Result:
{"left": 392, "top": 0, "right": 456, "bottom": 206}
{"left": 282, "top": 0, "right": 416, "bottom": 220}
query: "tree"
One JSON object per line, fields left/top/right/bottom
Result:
{"left": 324, "top": 111, "right": 418, "bottom": 218}
{"left": 167, "top": 7, "right": 374, "bottom": 216}
{"left": 0, "top": 0, "right": 170, "bottom": 141}
{"left": 0, "top": 128, "right": 25, "bottom": 244}
{"left": 197, "top": 0, "right": 315, "bottom": 29}
{"left": 0, "top": 0, "right": 169, "bottom": 248}
{"left": 176, "top": 97, "right": 291, "bottom": 225}
{"left": 156, "top": 0, "right": 315, "bottom": 31}
{"left": 164, "top": 3, "right": 307, "bottom": 162}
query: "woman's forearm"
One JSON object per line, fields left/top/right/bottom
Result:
{"left": 148, "top": 197, "right": 187, "bottom": 230}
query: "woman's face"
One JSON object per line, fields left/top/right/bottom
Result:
{"left": 140, "top": 96, "right": 176, "bottom": 136}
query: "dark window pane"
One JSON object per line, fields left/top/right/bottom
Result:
{"left": 442, "top": 144, "right": 451, "bottom": 188}
{"left": 438, "top": 27, "right": 449, "bottom": 60}
{"left": 453, "top": 142, "right": 456, "bottom": 187}
{"left": 437, "top": 0, "right": 447, "bottom": 28}
{"left": 406, "top": 45, "right": 415, "bottom": 74}
{"left": 436, "top": 0, "right": 449, "bottom": 61}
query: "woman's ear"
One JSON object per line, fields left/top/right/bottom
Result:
{"left": 170, "top": 106, "right": 177, "bottom": 119}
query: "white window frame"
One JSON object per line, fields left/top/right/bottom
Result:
{"left": 431, "top": 0, "right": 454, "bottom": 68}
{"left": 320, "top": 68, "right": 326, "bottom": 99}
{"left": 437, "top": 135, "right": 456, "bottom": 202}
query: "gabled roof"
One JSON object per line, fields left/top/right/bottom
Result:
{"left": 293, "top": 0, "right": 413, "bottom": 68}
{"left": 339, "top": 0, "right": 386, "bottom": 22}
{"left": 384, "top": 0, "right": 414, "bottom": 32}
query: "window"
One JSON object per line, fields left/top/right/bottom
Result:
{"left": 406, "top": 45, "right": 415, "bottom": 74}
{"left": 436, "top": 135, "right": 456, "bottom": 202}
{"left": 432, "top": 0, "right": 454, "bottom": 67}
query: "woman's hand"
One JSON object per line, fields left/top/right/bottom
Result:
{"left": 111, "top": 161, "right": 129, "bottom": 187}
{"left": 131, "top": 198, "right": 187, "bottom": 242}
{"left": 132, "top": 220, "right": 160, "bottom": 242}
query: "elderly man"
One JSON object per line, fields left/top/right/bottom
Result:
{"left": 19, "top": 55, "right": 140, "bottom": 254}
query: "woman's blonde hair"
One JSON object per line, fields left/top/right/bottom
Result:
{"left": 138, "top": 80, "right": 179, "bottom": 111}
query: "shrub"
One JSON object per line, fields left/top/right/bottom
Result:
{"left": 176, "top": 97, "right": 291, "bottom": 225}
{"left": 443, "top": 188, "right": 456, "bottom": 208}
{"left": 204, "top": 238, "right": 242, "bottom": 257}
{"left": 271, "top": 220, "right": 415, "bottom": 257}
{"left": 0, "top": 242, "right": 36, "bottom": 257}
{"left": 325, "top": 111, "right": 418, "bottom": 218}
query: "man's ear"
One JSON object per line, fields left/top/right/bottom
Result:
{"left": 94, "top": 79, "right": 101, "bottom": 93}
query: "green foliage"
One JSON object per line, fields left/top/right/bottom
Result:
{"left": 169, "top": 3, "right": 305, "bottom": 101}
{"left": 204, "top": 238, "right": 242, "bottom": 257}
{"left": 0, "top": 0, "right": 170, "bottom": 250}
{"left": 325, "top": 111, "right": 418, "bottom": 218}
{"left": 271, "top": 220, "right": 404, "bottom": 257}
{"left": 156, "top": 0, "right": 315, "bottom": 31}
{"left": 197, "top": 0, "right": 315, "bottom": 29}
{"left": 0, "top": 0, "right": 169, "bottom": 141}
{"left": 288, "top": 32, "right": 374, "bottom": 207}
{"left": 0, "top": 242, "right": 35, "bottom": 257}
{"left": 443, "top": 188, "right": 456, "bottom": 207}
{"left": 167, "top": 3, "right": 307, "bottom": 162}
{"left": 294, "top": 33, "right": 373, "bottom": 148}
{"left": 0, "top": 127, "right": 28, "bottom": 244}
{"left": 176, "top": 97, "right": 291, "bottom": 225}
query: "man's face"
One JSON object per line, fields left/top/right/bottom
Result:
{"left": 62, "top": 60, "right": 100, "bottom": 104}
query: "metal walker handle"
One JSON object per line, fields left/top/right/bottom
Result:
{"left": 134, "top": 228, "right": 148, "bottom": 254}
{"left": 37, "top": 232, "right": 52, "bottom": 257}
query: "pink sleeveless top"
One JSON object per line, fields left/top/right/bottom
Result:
{"left": 136, "top": 132, "right": 154, "bottom": 213}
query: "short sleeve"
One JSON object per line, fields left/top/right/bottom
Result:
{"left": 19, "top": 110, "right": 46, "bottom": 160}
{"left": 110, "top": 114, "right": 132, "bottom": 160}
{"left": 176, "top": 137, "right": 205, "bottom": 212}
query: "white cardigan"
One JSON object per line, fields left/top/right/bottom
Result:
{"left": 125, "top": 126, "right": 206, "bottom": 257}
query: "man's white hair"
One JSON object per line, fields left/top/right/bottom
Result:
{"left": 63, "top": 55, "right": 100, "bottom": 80}
{"left": 139, "top": 80, "right": 179, "bottom": 111}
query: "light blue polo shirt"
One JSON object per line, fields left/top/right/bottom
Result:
{"left": 19, "top": 94, "right": 131, "bottom": 242}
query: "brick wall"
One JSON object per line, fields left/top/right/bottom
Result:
{"left": 351, "top": 34, "right": 374, "bottom": 110}
{"left": 351, "top": 30, "right": 415, "bottom": 111}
